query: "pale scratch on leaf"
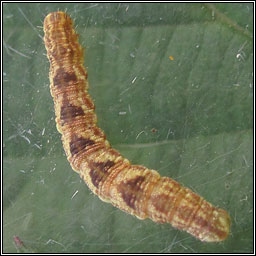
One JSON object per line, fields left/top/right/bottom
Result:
{"left": 122, "top": 231, "right": 165, "bottom": 253}
{"left": 135, "top": 130, "right": 146, "bottom": 140}
{"left": 33, "top": 143, "right": 42, "bottom": 150}
{"left": 41, "top": 128, "right": 45, "bottom": 136}
{"left": 240, "top": 195, "right": 248, "bottom": 202}
{"left": 120, "top": 86, "right": 131, "bottom": 96}
{"left": 166, "top": 127, "right": 172, "bottom": 140}
{"left": 132, "top": 76, "right": 137, "bottom": 84}
{"left": 3, "top": 39, "right": 12, "bottom": 56}
{"left": 242, "top": 155, "right": 250, "bottom": 167}
{"left": 71, "top": 190, "right": 79, "bottom": 199}
{"left": 128, "top": 104, "right": 132, "bottom": 114}
{"left": 21, "top": 135, "right": 31, "bottom": 144}
{"left": 4, "top": 212, "right": 33, "bottom": 227}
{"left": 18, "top": 7, "right": 43, "bottom": 40}
{"left": 207, "top": 144, "right": 242, "bottom": 164}
{"left": 7, "top": 45, "right": 31, "bottom": 59}
{"left": 195, "top": 142, "right": 211, "bottom": 151}
{"left": 76, "top": 3, "right": 99, "bottom": 12}
{"left": 46, "top": 239, "right": 66, "bottom": 250}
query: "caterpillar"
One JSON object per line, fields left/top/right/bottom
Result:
{"left": 43, "top": 11, "right": 230, "bottom": 242}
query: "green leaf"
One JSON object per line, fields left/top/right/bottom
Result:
{"left": 3, "top": 3, "right": 253, "bottom": 253}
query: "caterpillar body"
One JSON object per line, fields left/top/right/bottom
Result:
{"left": 43, "top": 11, "right": 230, "bottom": 242}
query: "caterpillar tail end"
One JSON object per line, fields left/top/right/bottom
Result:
{"left": 199, "top": 208, "right": 231, "bottom": 242}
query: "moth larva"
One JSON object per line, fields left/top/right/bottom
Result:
{"left": 43, "top": 11, "right": 230, "bottom": 242}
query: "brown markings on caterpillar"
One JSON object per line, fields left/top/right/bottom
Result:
{"left": 44, "top": 11, "right": 230, "bottom": 242}
{"left": 53, "top": 68, "right": 78, "bottom": 87}
{"left": 60, "top": 101, "right": 85, "bottom": 123}
{"left": 69, "top": 134, "right": 95, "bottom": 157}
{"left": 118, "top": 175, "right": 146, "bottom": 210}
{"left": 89, "top": 160, "right": 115, "bottom": 188}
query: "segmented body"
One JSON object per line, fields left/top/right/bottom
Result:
{"left": 43, "top": 11, "right": 230, "bottom": 242}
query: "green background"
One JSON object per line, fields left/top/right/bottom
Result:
{"left": 3, "top": 2, "right": 253, "bottom": 253}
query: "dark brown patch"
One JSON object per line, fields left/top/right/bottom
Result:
{"left": 69, "top": 134, "right": 95, "bottom": 157}
{"left": 89, "top": 160, "right": 115, "bottom": 188}
{"left": 118, "top": 176, "right": 145, "bottom": 209}
{"left": 151, "top": 194, "right": 171, "bottom": 213}
{"left": 60, "top": 102, "right": 85, "bottom": 123}
{"left": 53, "top": 68, "right": 77, "bottom": 87}
{"left": 58, "top": 45, "right": 67, "bottom": 55}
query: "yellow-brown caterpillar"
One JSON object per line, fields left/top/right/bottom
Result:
{"left": 43, "top": 11, "right": 230, "bottom": 242}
